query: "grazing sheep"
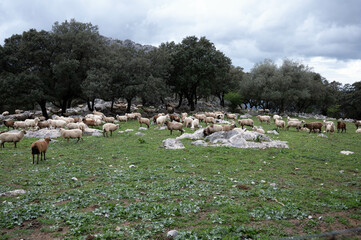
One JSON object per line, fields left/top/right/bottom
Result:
{"left": 169, "top": 114, "right": 181, "bottom": 122}
{"left": 287, "top": 116, "right": 299, "bottom": 122}
{"left": 48, "top": 119, "right": 67, "bottom": 129}
{"left": 2, "top": 111, "right": 9, "bottom": 116}
{"left": 303, "top": 122, "right": 323, "bottom": 134}
{"left": 215, "top": 113, "right": 224, "bottom": 120}
{"left": 253, "top": 126, "right": 265, "bottom": 134}
{"left": 14, "top": 121, "right": 26, "bottom": 129}
{"left": 59, "top": 128, "right": 83, "bottom": 143}
{"left": 191, "top": 118, "right": 199, "bottom": 129}
{"left": 225, "top": 113, "right": 237, "bottom": 120}
{"left": 137, "top": 117, "right": 150, "bottom": 128}
{"left": 356, "top": 129, "right": 361, "bottom": 133}
{"left": 15, "top": 109, "right": 23, "bottom": 114}
{"left": 354, "top": 120, "right": 361, "bottom": 129}
{"left": 165, "top": 121, "right": 184, "bottom": 135}
{"left": 157, "top": 115, "right": 168, "bottom": 128}
{"left": 325, "top": 122, "right": 335, "bottom": 135}
{"left": 54, "top": 116, "right": 74, "bottom": 124}
{"left": 93, "top": 110, "right": 105, "bottom": 117}
{"left": 205, "top": 112, "right": 217, "bottom": 118}
{"left": 184, "top": 117, "right": 193, "bottom": 128}
{"left": 72, "top": 117, "right": 83, "bottom": 123}
{"left": 194, "top": 114, "right": 206, "bottom": 122}
{"left": 31, "top": 137, "right": 51, "bottom": 164}
{"left": 273, "top": 115, "right": 282, "bottom": 122}
{"left": 25, "top": 117, "right": 39, "bottom": 130}
{"left": 4, "top": 120, "right": 15, "bottom": 130}
{"left": 0, "top": 130, "right": 26, "bottom": 148}
{"left": 337, "top": 120, "right": 346, "bottom": 133}
{"left": 103, "top": 116, "right": 115, "bottom": 123}
{"left": 116, "top": 115, "right": 128, "bottom": 122}
{"left": 82, "top": 118, "right": 96, "bottom": 127}
{"left": 204, "top": 117, "right": 215, "bottom": 125}
{"left": 102, "top": 123, "right": 119, "bottom": 137}
{"left": 85, "top": 114, "right": 103, "bottom": 121}
{"left": 257, "top": 115, "right": 271, "bottom": 124}
{"left": 203, "top": 124, "right": 223, "bottom": 136}
{"left": 38, "top": 121, "right": 50, "bottom": 129}
{"left": 125, "top": 113, "right": 139, "bottom": 120}
{"left": 67, "top": 122, "right": 86, "bottom": 132}
{"left": 222, "top": 124, "right": 236, "bottom": 131}
{"left": 181, "top": 113, "right": 188, "bottom": 122}
{"left": 275, "top": 119, "right": 285, "bottom": 130}
{"left": 286, "top": 120, "right": 305, "bottom": 131}
{"left": 238, "top": 119, "right": 254, "bottom": 129}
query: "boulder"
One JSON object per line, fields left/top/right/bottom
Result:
{"left": 163, "top": 138, "right": 185, "bottom": 149}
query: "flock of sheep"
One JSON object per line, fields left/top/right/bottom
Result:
{"left": 1, "top": 109, "right": 361, "bottom": 164}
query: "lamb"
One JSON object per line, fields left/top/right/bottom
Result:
{"left": 102, "top": 123, "right": 119, "bottom": 137}
{"left": 238, "top": 119, "right": 254, "bottom": 129}
{"left": 337, "top": 120, "right": 346, "bottom": 133}
{"left": 31, "top": 137, "right": 51, "bottom": 164}
{"left": 103, "top": 116, "right": 115, "bottom": 123}
{"left": 4, "top": 120, "right": 15, "bottom": 130}
{"left": 303, "top": 122, "right": 323, "bottom": 133}
{"left": 0, "top": 130, "right": 26, "bottom": 148}
{"left": 137, "top": 117, "right": 150, "bottom": 128}
{"left": 222, "top": 124, "right": 236, "bottom": 131}
{"left": 48, "top": 119, "right": 67, "bottom": 129}
{"left": 273, "top": 115, "right": 282, "bottom": 122}
{"left": 14, "top": 121, "right": 26, "bottom": 129}
{"left": 25, "top": 117, "right": 39, "bottom": 130}
{"left": 257, "top": 115, "right": 271, "bottom": 124}
{"left": 204, "top": 117, "right": 215, "bottom": 124}
{"left": 184, "top": 117, "right": 193, "bottom": 128}
{"left": 203, "top": 124, "right": 223, "bottom": 136}
{"left": 225, "top": 113, "right": 237, "bottom": 120}
{"left": 191, "top": 118, "right": 199, "bottom": 129}
{"left": 116, "top": 115, "right": 128, "bottom": 122}
{"left": 59, "top": 128, "right": 83, "bottom": 143}
{"left": 37, "top": 121, "right": 50, "bottom": 129}
{"left": 275, "top": 119, "right": 285, "bottom": 130}
{"left": 286, "top": 120, "right": 305, "bottom": 131}
{"left": 354, "top": 120, "right": 361, "bottom": 129}
{"left": 156, "top": 115, "right": 168, "bottom": 128}
{"left": 165, "top": 121, "right": 184, "bottom": 135}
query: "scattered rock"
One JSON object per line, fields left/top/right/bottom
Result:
{"left": 135, "top": 132, "right": 144, "bottom": 136}
{"left": 163, "top": 138, "right": 185, "bottom": 149}
{"left": 167, "top": 230, "right": 178, "bottom": 239}
{"left": 83, "top": 128, "right": 102, "bottom": 137}
{"left": 71, "top": 177, "right": 78, "bottom": 181}
{"left": 0, "top": 189, "right": 26, "bottom": 196}
{"left": 340, "top": 151, "right": 354, "bottom": 155}
{"left": 118, "top": 131, "right": 124, "bottom": 134}
{"left": 318, "top": 133, "right": 328, "bottom": 138}
{"left": 267, "top": 130, "right": 279, "bottom": 135}
{"left": 125, "top": 129, "right": 134, "bottom": 132}
{"left": 138, "top": 127, "right": 148, "bottom": 130}
{"left": 24, "top": 129, "right": 61, "bottom": 138}
{"left": 191, "top": 140, "right": 208, "bottom": 147}
{"left": 177, "top": 129, "right": 205, "bottom": 140}
{"left": 129, "top": 165, "right": 136, "bottom": 168}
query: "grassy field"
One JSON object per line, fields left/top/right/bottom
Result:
{"left": 0, "top": 117, "right": 360, "bottom": 240}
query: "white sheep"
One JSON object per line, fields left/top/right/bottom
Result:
{"left": 226, "top": 113, "right": 237, "bottom": 120}
{"left": 238, "top": 119, "right": 254, "bottom": 129}
{"left": 194, "top": 114, "right": 206, "bottom": 121}
{"left": 204, "top": 117, "right": 215, "bottom": 124}
{"left": 287, "top": 116, "right": 299, "bottom": 122}
{"left": 103, "top": 116, "right": 115, "bottom": 123}
{"left": 0, "top": 130, "right": 26, "bottom": 148}
{"left": 273, "top": 115, "right": 282, "bottom": 122}
{"left": 15, "top": 109, "right": 24, "bottom": 114}
{"left": 191, "top": 118, "right": 199, "bottom": 129}
{"left": 181, "top": 113, "right": 188, "bottom": 121}
{"left": 116, "top": 115, "right": 128, "bottom": 122}
{"left": 14, "top": 121, "right": 27, "bottom": 129}
{"left": 59, "top": 128, "right": 83, "bottom": 143}
{"left": 183, "top": 117, "right": 193, "bottom": 128}
{"left": 203, "top": 124, "right": 223, "bottom": 136}
{"left": 275, "top": 119, "right": 285, "bottom": 130}
{"left": 257, "top": 115, "right": 271, "bottom": 124}
{"left": 156, "top": 115, "right": 168, "bottom": 128}
{"left": 137, "top": 117, "right": 150, "bottom": 128}
{"left": 25, "top": 117, "right": 40, "bottom": 130}
{"left": 325, "top": 122, "right": 335, "bottom": 135}
{"left": 253, "top": 126, "right": 265, "bottom": 134}
{"left": 286, "top": 120, "right": 305, "bottom": 131}
{"left": 67, "top": 122, "right": 86, "bottom": 132}
{"left": 54, "top": 116, "right": 74, "bottom": 123}
{"left": 48, "top": 119, "right": 67, "bottom": 129}
{"left": 102, "top": 123, "right": 119, "bottom": 137}
{"left": 356, "top": 129, "right": 361, "bottom": 133}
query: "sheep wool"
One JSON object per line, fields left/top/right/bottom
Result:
{"left": 0, "top": 130, "right": 26, "bottom": 148}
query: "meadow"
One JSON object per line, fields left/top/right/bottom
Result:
{"left": 0, "top": 118, "right": 360, "bottom": 239}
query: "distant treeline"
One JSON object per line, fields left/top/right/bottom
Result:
{"left": 0, "top": 19, "right": 360, "bottom": 119}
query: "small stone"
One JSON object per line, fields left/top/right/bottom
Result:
{"left": 308, "top": 215, "right": 313, "bottom": 219}
{"left": 167, "top": 229, "right": 178, "bottom": 238}
{"left": 71, "top": 177, "right": 78, "bottom": 181}
{"left": 115, "top": 226, "right": 121, "bottom": 231}
{"left": 270, "top": 183, "right": 276, "bottom": 187}
{"left": 261, "top": 180, "right": 266, "bottom": 183}
{"left": 129, "top": 165, "right": 135, "bottom": 168}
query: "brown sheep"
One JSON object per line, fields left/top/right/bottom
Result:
{"left": 337, "top": 121, "right": 346, "bottom": 133}
{"left": 354, "top": 120, "right": 361, "bottom": 129}
{"left": 165, "top": 121, "right": 184, "bottom": 135}
{"left": 31, "top": 137, "right": 51, "bottom": 164}
{"left": 203, "top": 124, "right": 223, "bottom": 136}
{"left": 82, "top": 118, "right": 96, "bottom": 126}
{"left": 222, "top": 124, "right": 236, "bottom": 131}
{"left": 4, "top": 120, "right": 15, "bottom": 130}
{"left": 303, "top": 122, "right": 323, "bottom": 133}
{"left": 238, "top": 119, "right": 254, "bottom": 129}
{"left": 38, "top": 121, "right": 50, "bottom": 129}
{"left": 138, "top": 117, "right": 150, "bottom": 128}
{"left": 169, "top": 114, "right": 181, "bottom": 122}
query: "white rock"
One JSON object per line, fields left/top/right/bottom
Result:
{"left": 129, "top": 165, "right": 136, "bottom": 168}
{"left": 167, "top": 230, "right": 178, "bottom": 238}
{"left": 125, "top": 129, "right": 134, "bottom": 132}
{"left": 138, "top": 127, "right": 148, "bottom": 130}
{"left": 0, "top": 189, "right": 26, "bottom": 196}
{"left": 71, "top": 177, "right": 78, "bottom": 181}
{"left": 135, "top": 132, "right": 144, "bottom": 136}
{"left": 163, "top": 138, "right": 185, "bottom": 149}
{"left": 340, "top": 151, "right": 354, "bottom": 155}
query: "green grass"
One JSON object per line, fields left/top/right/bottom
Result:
{"left": 0, "top": 118, "right": 360, "bottom": 239}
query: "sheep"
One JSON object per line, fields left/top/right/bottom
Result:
{"left": 184, "top": 117, "right": 193, "bottom": 128}
{"left": 194, "top": 114, "right": 206, "bottom": 122}
{"left": 67, "top": 122, "right": 86, "bottom": 132}
{"left": 169, "top": 114, "right": 181, "bottom": 122}
{"left": 222, "top": 124, "right": 236, "bottom": 131}
{"left": 25, "top": 117, "right": 39, "bottom": 130}
{"left": 82, "top": 118, "right": 96, "bottom": 127}
{"left": 325, "top": 122, "right": 335, "bottom": 135}
{"left": 31, "top": 137, "right": 51, "bottom": 164}
{"left": 54, "top": 116, "right": 74, "bottom": 124}
{"left": 14, "top": 121, "right": 26, "bottom": 129}
{"left": 215, "top": 113, "right": 224, "bottom": 120}
{"left": 157, "top": 115, "right": 168, "bottom": 128}
{"left": 125, "top": 113, "right": 138, "bottom": 120}
{"left": 137, "top": 117, "right": 150, "bottom": 128}
{"left": 225, "top": 113, "right": 237, "bottom": 120}
{"left": 102, "top": 123, "right": 119, "bottom": 137}
{"left": 203, "top": 124, "right": 223, "bottom": 136}
{"left": 15, "top": 109, "right": 23, "bottom": 114}
{"left": 286, "top": 120, "right": 305, "bottom": 131}
{"left": 0, "top": 130, "right": 26, "bottom": 148}
{"left": 205, "top": 112, "right": 217, "bottom": 118}
{"left": 2, "top": 111, "right": 9, "bottom": 116}
{"left": 337, "top": 120, "right": 346, "bottom": 133}
{"left": 356, "top": 129, "right": 361, "bottom": 133}
{"left": 181, "top": 113, "right": 188, "bottom": 121}
{"left": 165, "top": 121, "right": 184, "bottom": 135}
{"left": 354, "top": 120, "right": 361, "bottom": 129}
{"left": 191, "top": 118, "right": 199, "bottom": 129}
{"left": 59, "top": 128, "right": 83, "bottom": 143}
{"left": 72, "top": 117, "right": 83, "bottom": 123}
{"left": 303, "top": 122, "right": 323, "bottom": 133}
{"left": 103, "top": 116, "right": 115, "bottom": 123}
{"left": 204, "top": 117, "right": 215, "bottom": 125}
{"left": 273, "top": 115, "right": 282, "bottom": 122}
{"left": 93, "top": 110, "right": 105, "bottom": 117}
{"left": 275, "top": 119, "right": 285, "bottom": 130}
{"left": 116, "top": 115, "right": 128, "bottom": 122}
{"left": 38, "top": 121, "right": 50, "bottom": 129}
{"left": 238, "top": 119, "right": 254, "bottom": 129}
{"left": 257, "top": 115, "right": 271, "bottom": 124}
{"left": 253, "top": 126, "right": 265, "bottom": 134}
{"left": 4, "top": 120, "right": 15, "bottom": 130}
{"left": 48, "top": 119, "right": 67, "bottom": 129}
{"left": 287, "top": 116, "right": 299, "bottom": 122}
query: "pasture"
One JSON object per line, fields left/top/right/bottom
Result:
{"left": 0, "top": 118, "right": 360, "bottom": 239}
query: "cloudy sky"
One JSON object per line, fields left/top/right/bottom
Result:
{"left": 1, "top": 0, "right": 360, "bottom": 85}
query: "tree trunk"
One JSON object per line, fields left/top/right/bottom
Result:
{"left": 61, "top": 99, "right": 67, "bottom": 115}
{"left": 220, "top": 93, "right": 225, "bottom": 107}
{"left": 87, "top": 98, "right": 94, "bottom": 111}
{"left": 110, "top": 99, "right": 115, "bottom": 112}
{"left": 176, "top": 93, "right": 183, "bottom": 109}
{"left": 38, "top": 99, "right": 49, "bottom": 119}
{"left": 126, "top": 98, "right": 132, "bottom": 113}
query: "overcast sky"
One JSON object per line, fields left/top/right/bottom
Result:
{"left": 1, "top": 0, "right": 360, "bottom": 85}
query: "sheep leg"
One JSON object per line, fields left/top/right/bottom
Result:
{"left": 14, "top": 142, "right": 17, "bottom": 148}
{"left": 33, "top": 154, "right": 35, "bottom": 164}
{"left": 76, "top": 137, "right": 80, "bottom": 143}
{"left": 110, "top": 131, "right": 113, "bottom": 137}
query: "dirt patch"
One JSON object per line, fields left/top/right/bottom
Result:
{"left": 82, "top": 204, "right": 100, "bottom": 212}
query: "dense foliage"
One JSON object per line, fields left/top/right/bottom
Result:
{"left": 0, "top": 19, "right": 360, "bottom": 118}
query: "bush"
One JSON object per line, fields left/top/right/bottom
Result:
{"left": 224, "top": 92, "right": 242, "bottom": 112}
